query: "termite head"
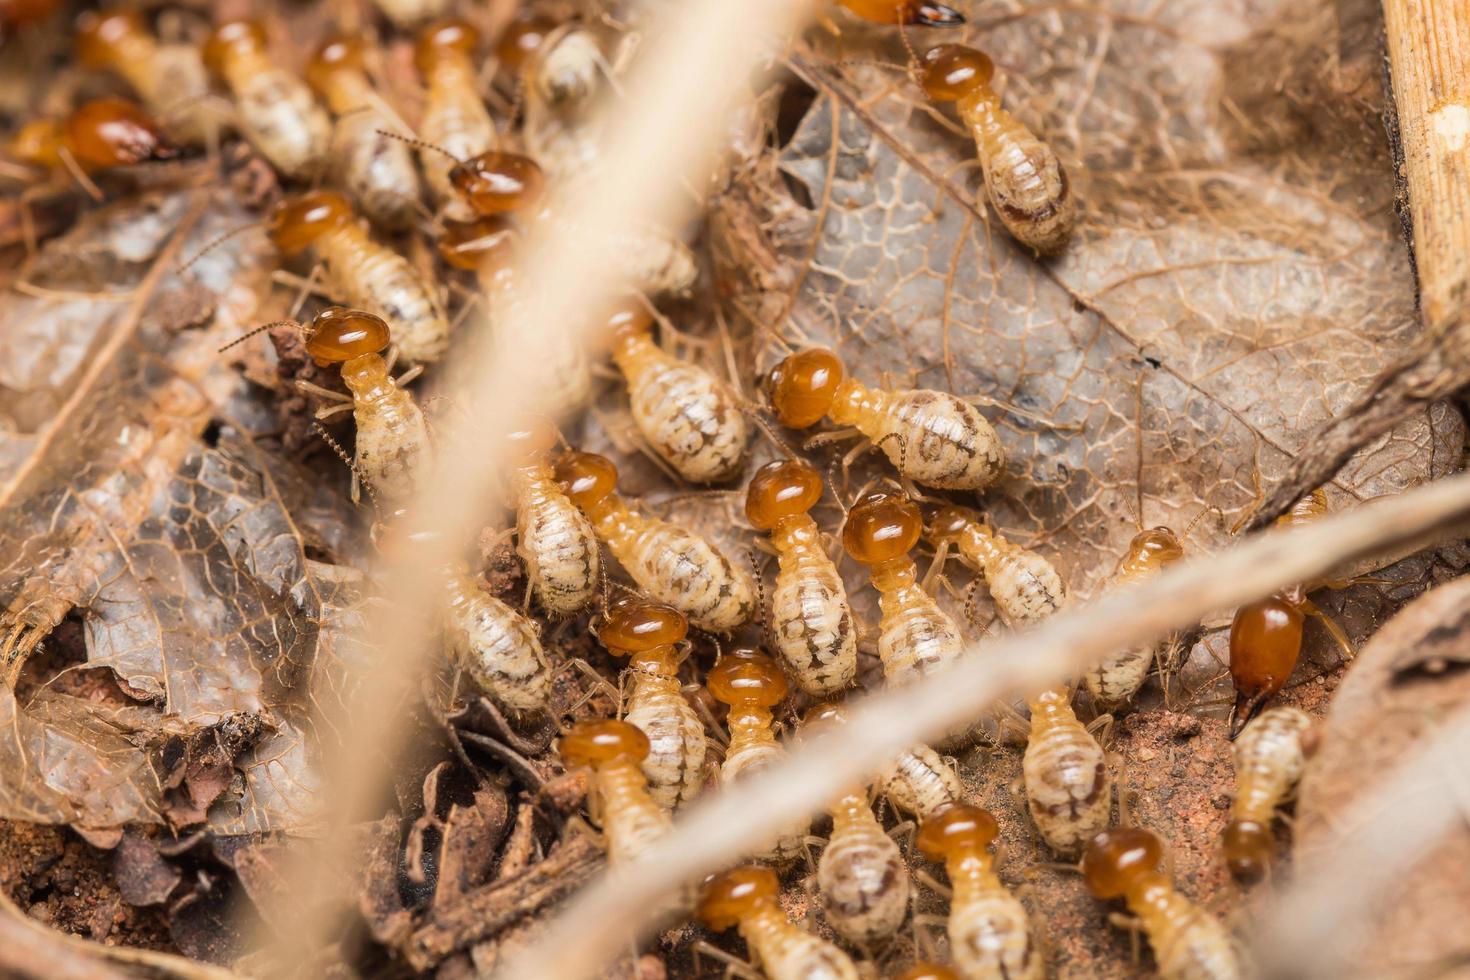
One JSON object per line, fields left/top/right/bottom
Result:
{"left": 698, "top": 865, "right": 779, "bottom": 931}
{"left": 1125, "top": 526, "right": 1184, "bottom": 569}
{"left": 559, "top": 718, "right": 650, "bottom": 769}
{"left": 449, "top": 151, "right": 545, "bottom": 216}
{"left": 10, "top": 120, "right": 64, "bottom": 168}
{"left": 1227, "top": 594, "right": 1304, "bottom": 738}
{"left": 843, "top": 491, "right": 922, "bottom": 566}
{"left": 203, "top": 19, "right": 267, "bottom": 76}
{"left": 801, "top": 700, "right": 849, "bottom": 732}
{"left": 707, "top": 650, "right": 788, "bottom": 708}
{"left": 1081, "top": 826, "right": 1168, "bottom": 900}
{"left": 495, "top": 13, "right": 557, "bottom": 72}
{"left": 414, "top": 18, "right": 479, "bottom": 75}
{"left": 66, "top": 97, "right": 173, "bottom": 168}
{"left": 923, "top": 503, "right": 981, "bottom": 545}
{"left": 303, "top": 307, "right": 390, "bottom": 364}
{"left": 1221, "top": 819, "right": 1273, "bottom": 883}
{"left": 894, "top": 963, "right": 962, "bottom": 980}
{"left": 838, "top": 0, "right": 965, "bottom": 27}
{"left": 919, "top": 44, "right": 993, "bottom": 102}
{"left": 744, "top": 458, "right": 823, "bottom": 531}
{"left": 601, "top": 298, "right": 654, "bottom": 348}
{"left": 74, "top": 8, "right": 146, "bottom": 69}
{"left": 268, "top": 190, "right": 352, "bottom": 255}
{"left": 437, "top": 215, "right": 520, "bottom": 277}
{"left": 502, "top": 415, "right": 559, "bottom": 465}
{"left": 597, "top": 600, "right": 688, "bottom": 657}
{"left": 917, "top": 803, "right": 998, "bottom": 860}
{"left": 555, "top": 450, "right": 619, "bottom": 509}
{"left": 764, "top": 348, "right": 844, "bottom": 429}
{"left": 306, "top": 36, "right": 364, "bottom": 94}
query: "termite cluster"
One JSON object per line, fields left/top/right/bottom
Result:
{"left": 3, "top": 1, "right": 1361, "bottom": 976}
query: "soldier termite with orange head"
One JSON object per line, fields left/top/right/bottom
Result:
{"left": 268, "top": 190, "right": 450, "bottom": 364}
{"left": 10, "top": 97, "right": 174, "bottom": 176}
{"left": 1021, "top": 685, "right": 1112, "bottom": 857}
{"left": 74, "top": 9, "right": 213, "bottom": 147}
{"left": 766, "top": 349, "right": 1004, "bottom": 491}
{"left": 918, "top": 44, "right": 1075, "bottom": 255}
{"left": 1229, "top": 489, "right": 1352, "bottom": 737}
{"left": 203, "top": 19, "right": 331, "bottom": 179}
{"left": 1082, "top": 827, "right": 1244, "bottom": 980}
{"left": 305, "top": 36, "right": 421, "bottom": 231}
{"left": 556, "top": 452, "right": 756, "bottom": 632}
{"left": 604, "top": 300, "right": 750, "bottom": 484}
{"left": 803, "top": 702, "right": 911, "bottom": 947}
{"left": 924, "top": 505, "right": 1066, "bottom": 627}
{"left": 745, "top": 459, "right": 856, "bottom": 696}
{"left": 1222, "top": 706, "right": 1314, "bottom": 882}
{"left": 917, "top": 804, "right": 1044, "bottom": 980}
{"left": 415, "top": 19, "right": 497, "bottom": 218}
{"left": 503, "top": 416, "right": 599, "bottom": 616}
{"left": 707, "top": 651, "right": 807, "bottom": 863}
{"left": 1083, "top": 527, "right": 1187, "bottom": 711}
{"left": 698, "top": 865, "right": 861, "bottom": 980}
{"left": 597, "top": 601, "right": 708, "bottom": 811}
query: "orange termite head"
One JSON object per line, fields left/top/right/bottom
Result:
{"left": 802, "top": 699, "right": 849, "bottom": 731}
{"left": 10, "top": 119, "right": 64, "bottom": 168}
{"left": 74, "top": 8, "right": 147, "bottom": 69}
{"left": 744, "top": 458, "right": 823, "bottom": 531}
{"left": 495, "top": 13, "right": 557, "bottom": 72}
{"left": 698, "top": 865, "right": 780, "bottom": 931}
{"left": 502, "top": 415, "right": 560, "bottom": 465}
{"left": 843, "top": 491, "right": 923, "bottom": 566}
{"left": 917, "top": 803, "right": 999, "bottom": 860}
{"left": 923, "top": 503, "right": 981, "bottom": 545}
{"left": 203, "top": 19, "right": 267, "bottom": 77}
{"left": 1227, "top": 593, "right": 1304, "bottom": 739}
{"left": 894, "top": 963, "right": 963, "bottom": 980}
{"left": 1221, "top": 819, "right": 1273, "bottom": 883}
{"left": 448, "top": 151, "right": 545, "bottom": 216}
{"left": 306, "top": 35, "right": 365, "bottom": 94}
{"left": 437, "top": 215, "right": 520, "bottom": 274}
{"left": 559, "top": 718, "right": 650, "bottom": 769}
{"left": 919, "top": 43, "right": 994, "bottom": 102}
{"left": 603, "top": 298, "right": 654, "bottom": 346}
{"left": 66, "top": 97, "right": 173, "bottom": 168}
{"left": 1126, "top": 526, "right": 1184, "bottom": 567}
{"left": 554, "top": 450, "right": 619, "bottom": 509}
{"left": 764, "top": 348, "right": 845, "bottom": 429}
{"left": 414, "top": 17, "right": 479, "bottom": 75}
{"left": 303, "top": 307, "right": 391, "bottom": 363}
{"left": 707, "top": 649, "right": 788, "bottom": 708}
{"left": 597, "top": 599, "right": 688, "bottom": 656}
{"left": 268, "top": 190, "right": 353, "bottom": 255}
{"left": 837, "top": 0, "right": 965, "bottom": 26}
{"left": 1081, "top": 826, "right": 1169, "bottom": 900}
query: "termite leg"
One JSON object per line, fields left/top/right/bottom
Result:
{"left": 690, "top": 940, "right": 762, "bottom": 980}
{"left": 1301, "top": 596, "right": 1354, "bottom": 662}
{"left": 960, "top": 392, "right": 1079, "bottom": 431}
{"left": 296, "top": 380, "right": 353, "bottom": 403}
{"left": 314, "top": 402, "right": 353, "bottom": 421}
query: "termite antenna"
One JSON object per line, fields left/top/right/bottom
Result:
{"left": 219, "top": 320, "right": 297, "bottom": 353}
{"left": 1182, "top": 505, "right": 1223, "bottom": 541}
{"left": 376, "top": 129, "right": 463, "bottom": 163}
{"left": 897, "top": 20, "right": 918, "bottom": 73}
{"left": 737, "top": 403, "right": 796, "bottom": 457}
{"left": 178, "top": 222, "right": 262, "bottom": 274}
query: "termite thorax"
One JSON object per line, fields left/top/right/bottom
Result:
{"left": 769, "top": 512, "right": 820, "bottom": 552}
{"left": 870, "top": 556, "right": 919, "bottom": 592}
{"left": 822, "top": 377, "right": 872, "bottom": 427}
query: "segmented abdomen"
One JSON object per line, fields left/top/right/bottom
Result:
{"left": 966, "top": 94, "right": 1075, "bottom": 255}
{"left": 419, "top": 72, "right": 495, "bottom": 211}
{"left": 871, "top": 390, "right": 1004, "bottom": 490}
{"left": 625, "top": 674, "right": 707, "bottom": 810}
{"left": 771, "top": 542, "right": 856, "bottom": 696}
{"left": 1232, "top": 706, "right": 1312, "bottom": 821}
{"left": 878, "top": 743, "right": 962, "bottom": 818}
{"left": 722, "top": 738, "right": 806, "bottom": 860}
{"left": 987, "top": 552, "right": 1065, "bottom": 625}
{"left": 516, "top": 473, "right": 600, "bottom": 615}
{"left": 598, "top": 761, "right": 672, "bottom": 866}
{"left": 235, "top": 70, "right": 331, "bottom": 178}
{"left": 443, "top": 582, "right": 550, "bottom": 716}
{"left": 351, "top": 378, "right": 432, "bottom": 501}
{"left": 877, "top": 582, "right": 963, "bottom": 679}
{"left": 327, "top": 231, "right": 449, "bottom": 364}
{"left": 332, "top": 110, "right": 420, "bottom": 230}
{"left": 1142, "top": 892, "right": 1243, "bottom": 980}
{"left": 818, "top": 811, "right": 909, "bottom": 943}
{"left": 744, "top": 916, "right": 860, "bottom": 980}
{"left": 1083, "top": 642, "right": 1157, "bottom": 709}
{"left": 612, "top": 518, "right": 754, "bottom": 633}
{"left": 625, "top": 357, "right": 748, "bottom": 483}
{"left": 1023, "top": 715, "right": 1111, "bottom": 856}
{"left": 950, "top": 888, "right": 1043, "bottom": 980}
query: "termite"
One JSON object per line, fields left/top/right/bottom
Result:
{"left": 1222, "top": 705, "right": 1314, "bottom": 882}
{"left": 559, "top": 718, "right": 678, "bottom": 883}
{"left": 807, "top": 701, "right": 962, "bottom": 821}
{"left": 744, "top": 458, "right": 856, "bottom": 696}
{"left": 305, "top": 36, "right": 421, "bottom": 231}
{"left": 917, "top": 804, "right": 1043, "bottom": 980}
{"left": 74, "top": 9, "right": 213, "bottom": 146}
{"left": 1082, "top": 527, "right": 1186, "bottom": 711}
{"left": 1021, "top": 685, "right": 1112, "bottom": 857}
{"left": 802, "top": 703, "right": 911, "bottom": 947}
{"left": 555, "top": 451, "right": 756, "bottom": 633}
{"left": 765, "top": 349, "right": 1004, "bottom": 491}
{"left": 707, "top": 650, "right": 807, "bottom": 863}
{"left": 918, "top": 44, "right": 1075, "bottom": 255}
{"left": 698, "top": 865, "right": 861, "bottom": 980}
{"left": 605, "top": 300, "right": 750, "bottom": 484}
{"left": 414, "top": 19, "right": 497, "bottom": 218}
{"left": 202, "top": 19, "right": 331, "bottom": 179}
{"left": 371, "top": 0, "right": 449, "bottom": 31}
{"left": 504, "top": 416, "right": 600, "bottom": 616}
{"left": 268, "top": 190, "right": 450, "bottom": 364}
{"left": 1082, "top": 827, "right": 1244, "bottom": 980}
{"left": 895, "top": 964, "right": 962, "bottom": 980}
{"left": 842, "top": 492, "right": 963, "bottom": 681}
{"left": 834, "top": 0, "right": 964, "bottom": 26}
{"left": 924, "top": 505, "right": 1065, "bottom": 627}
{"left": 1229, "top": 489, "right": 1351, "bottom": 737}
{"left": 597, "top": 600, "right": 708, "bottom": 811}
{"left": 10, "top": 97, "right": 173, "bottom": 174}
{"left": 494, "top": 13, "right": 558, "bottom": 76}
{"left": 442, "top": 560, "right": 551, "bottom": 718}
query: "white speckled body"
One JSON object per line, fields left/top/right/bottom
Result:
{"left": 623, "top": 661, "right": 707, "bottom": 810}
{"left": 442, "top": 570, "right": 549, "bottom": 716}
{"left": 954, "top": 524, "right": 1065, "bottom": 626}
{"left": 959, "top": 90, "right": 1075, "bottom": 255}
{"left": 319, "top": 223, "right": 449, "bottom": 364}
{"left": 419, "top": 55, "right": 495, "bottom": 217}
{"left": 739, "top": 907, "right": 861, "bottom": 980}
{"left": 948, "top": 869, "right": 1043, "bottom": 980}
{"left": 830, "top": 382, "right": 1004, "bottom": 491}
{"left": 1231, "top": 706, "right": 1312, "bottom": 825}
{"left": 873, "top": 561, "right": 964, "bottom": 680}
{"left": 340, "top": 354, "right": 432, "bottom": 501}
{"left": 1085, "top": 534, "right": 1184, "bottom": 709}
{"left": 878, "top": 743, "right": 962, "bottom": 818}
{"left": 1133, "top": 887, "right": 1243, "bottom": 980}
{"left": 611, "top": 331, "right": 748, "bottom": 483}
{"left": 330, "top": 110, "right": 421, "bottom": 230}
{"left": 514, "top": 463, "right": 599, "bottom": 615}
{"left": 371, "top": 0, "right": 450, "bottom": 28}
{"left": 720, "top": 723, "right": 806, "bottom": 862}
{"left": 109, "top": 38, "right": 213, "bottom": 146}
{"left": 220, "top": 52, "right": 330, "bottom": 178}
{"left": 818, "top": 792, "right": 909, "bottom": 944}
{"left": 1023, "top": 688, "right": 1111, "bottom": 856}
{"left": 769, "top": 516, "right": 856, "bottom": 696}
{"left": 594, "top": 758, "right": 671, "bottom": 866}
